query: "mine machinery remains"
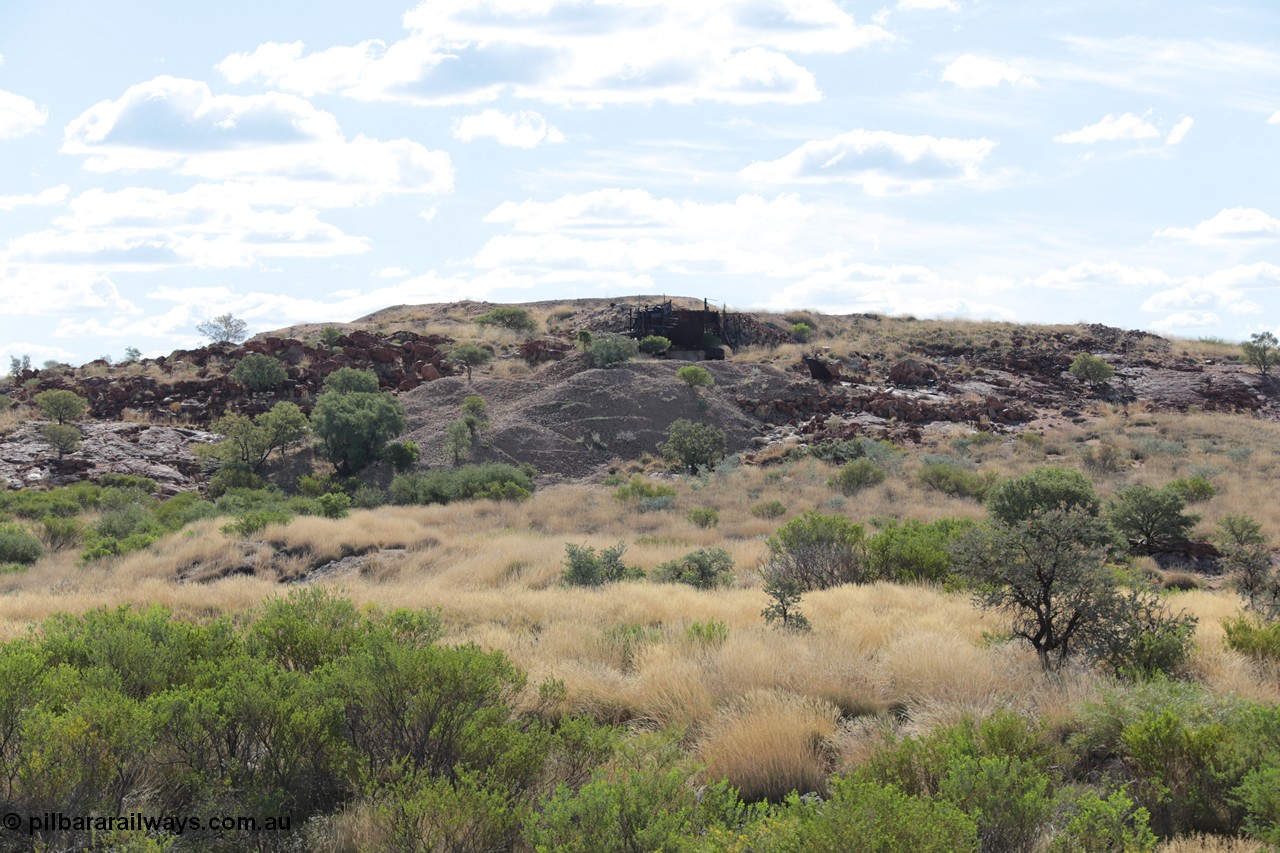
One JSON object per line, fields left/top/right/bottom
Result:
{"left": 624, "top": 298, "right": 743, "bottom": 359}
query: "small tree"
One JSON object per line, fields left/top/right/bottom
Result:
{"left": 658, "top": 419, "right": 726, "bottom": 474}
{"left": 231, "top": 352, "right": 287, "bottom": 391}
{"left": 7, "top": 354, "right": 30, "bottom": 381}
{"left": 1216, "top": 515, "right": 1278, "bottom": 620}
{"left": 461, "top": 395, "right": 489, "bottom": 440}
{"left": 561, "top": 542, "right": 641, "bottom": 586}
{"left": 986, "top": 466, "right": 1100, "bottom": 525}
{"left": 675, "top": 365, "right": 714, "bottom": 389}
{"left": 762, "top": 577, "right": 810, "bottom": 632}
{"left": 829, "top": 459, "right": 886, "bottom": 495}
{"left": 1108, "top": 484, "right": 1198, "bottom": 553}
{"left": 638, "top": 335, "right": 672, "bottom": 355}
{"left": 451, "top": 344, "right": 493, "bottom": 382}
{"left": 42, "top": 424, "right": 81, "bottom": 460}
{"left": 445, "top": 420, "right": 472, "bottom": 466}
{"left": 1070, "top": 353, "right": 1115, "bottom": 388}
{"left": 476, "top": 307, "right": 537, "bottom": 335}
{"left": 952, "top": 507, "right": 1194, "bottom": 672}
{"left": 588, "top": 333, "right": 638, "bottom": 368}
{"left": 122, "top": 347, "right": 142, "bottom": 363}
{"left": 323, "top": 367, "right": 380, "bottom": 394}
{"left": 311, "top": 380, "right": 407, "bottom": 476}
{"left": 576, "top": 330, "right": 593, "bottom": 351}
{"left": 1242, "top": 331, "right": 1278, "bottom": 377}
{"left": 211, "top": 402, "right": 309, "bottom": 473}
{"left": 653, "top": 548, "right": 735, "bottom": 589}
{"left": 34, "top": 390, "right": 88, "bottom": 424}
{"left": 197, "top": 313, "right": 248, "bottom": 344}
{"left": 764, "top": 510, "right": 868, "bottom": 590}
{"left": 790, "top": 322, "right": 812, "bottom": 343}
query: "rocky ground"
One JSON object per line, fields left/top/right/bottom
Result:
{"left": 1, "top": 301, "right": 1276, "bottom": 490}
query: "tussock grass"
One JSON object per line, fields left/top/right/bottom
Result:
{"left": 1159, "top": 835, "right": 1270, "bottom": 853}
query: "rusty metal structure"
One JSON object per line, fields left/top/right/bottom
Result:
{"left": 624, "top": 299, "right": 743, "bottom": 357}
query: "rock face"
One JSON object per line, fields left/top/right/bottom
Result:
{"left": 0, "top": 422, "right": 218, "bottom": 493}
{"left": 10, "top": 330, "right": 456, "bottom": 425}
{"left": 887, "top": 358, "right": 937, "bottom": 386}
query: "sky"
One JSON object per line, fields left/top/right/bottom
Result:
{"left": 1, "top": 0, "right": 1278, "bottom": 366}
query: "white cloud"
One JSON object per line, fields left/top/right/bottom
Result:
{"left": 5, "top": 185, "right": 369, "bottom": 269}
{"left": 0, "top": 89, "right": 47, "bottom": 139}
{"left": 941, "top": 55, "right": 1032, "bottom": 88}
{"left": 218, "top": 0, "right": 888, "bottom": 107}
{"left": 1141, "top": 262, "right": 1280, "bottom": 317}
{"left": 1032, "top": 261, "right": 1172, "bottom": 290}
{"left": 1148, "top": 311, "right": 1220, "bottom": 331}
{"left": 61, "top": 77, "right": 453, "bottom": 205}
{"left": 739, "top": 129, "right": 996, "bottom": 193}
{"left": 1156, "top": 208, "right": 1280, "bottom": 245}
{"left": 1054, "top": 113, "right": 1161, "bottom": 144}
{"left": 0, "top": 267, "right": 139, "bottom": 315}
{"left": 0, "top": 342, "right": 78, "bottom": 364}
{"left": 0, "top": 185, "right": 69, "bottom": 211}
{"left": 453, "top": 109, "right": 565, "bottom": 147}
{"left": 898, "top": 0, "right": 958, "bottom": 9}
{"left": 1269, "top": 111, "right": 1280, "bottom": 124}
{"left": 376, "top": 266, "right": 410, "bottom": 278}
{"left": 1165, "top": 116, "right": 1194, "bottom": 145}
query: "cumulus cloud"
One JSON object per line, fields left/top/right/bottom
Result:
{"left": 1055, "top": 113, "right": 1161, "bottom": 144}
{"left": 0, "top": 267, "right": 139, "bottom": 315}
{"left": 1032, "top": 261, "right": 1172, "bottom": 290}
{"left": 0, "top": 89, "right": 47, "bottom": 139}
{"left": 453, "top": 109, "right": 565, "bottom": 147}
{"left": 1165, "top": 116, "right": 1194, "bottom": 145}
{"left": 61, "top": 77, "right": 453, "bottom": 205}
{"left": 1148, "top": 311, "right": 1220, "bottom": 331}
{"left": 1155, "top": 208, "right": 1280, "bottom": 245}
{"left": 1141, "top": 262, "right": 1280, "bottom": 317}
{"left": 941, "top": 55, "right": 1032, "bottom": 88}
{"left": 0, "top": 185, "right": 69, "bottom": 211}
{"left": 6, "top": 186, "right": 369, "bottom": 269}
{"left": 1270, "top": 111, "right": 1280, "bottom": 124}
{"left": 218, "top": 0, "right": 888, "bottom": 107}
{"left": 739, "top": 129, "right": 996, "bottom": 193}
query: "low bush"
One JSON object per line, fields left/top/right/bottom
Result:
{"left": 389, "top": 463, "right": 535, "bottom": 505}
{"left": 638, "top": 335, "right": 671, "bottom": 355}
{"left": 476, "top": 306, "right": 537, "bottom": 334}
{"left": 687, "top": 507, "right": 719, "bottom": 528}
{"left": 828, "top": 458, "right": 886, "bottom": 495}
{"left": 589, "top": 333, "right": 639, "bottom": 368}
{"left": 561, "top": 543, "right": 643, "bottom": 586}
{"left": 652, "top": 547, "right": 735, "bottom": 589}
{"left": 676, "top": 364, "right": 714, "bottom": 388}
{"left": 613, "top": 477, "right": 676, "bottom": 502}
{"left": 1222, "top": 616, "right": 1280, "bottom": 662}
{"left": 918, "top": 462, "right": 998, "bottom": 501}
{"left": 750, "top": 500, "right": 787, "bottom": 519}
{"left": 0, "top": 523, "right": 43, "bottom": 565}
{"left": 867, "top": 518, "right": 974, "bottom": 584}
{"left": 764, "top": 511, "right": 868, "bottom": 590}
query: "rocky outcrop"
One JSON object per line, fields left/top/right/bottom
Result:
{"left": 0, "top": 422, "right": 218, "bottom": 493}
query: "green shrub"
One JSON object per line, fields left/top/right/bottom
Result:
{"left": 918, "top": 462, "right": 998, "bottom": 501}
{"left": 0, "top": 523, "right": 43, "bottom": 565}
{"left": 1236, "top": 764, "right": 1280, "bottom": 843}
{"left": 450, "top": 344, "right": 493, "bottom": 381}
{"left": 316, "top": 492, "right": 351, "bottom": 519}
{"left": 41, "top": 424, "right": 81, "bottom": 459}
{"left": 751, "top": 500, "right": 787, "bottom": 519}
{"left": 389, "top": 463, "right": 534, "bottom": 505}
{"left": 986, "top": 466, "right": 1099, "bottom": 524}
{"left": 561, "top": 542, "right": 642, "bottom": 586}
{"left": 475, "top": 306, "right": 537, "bottom": 334}
{"left": 1048, "top": 789, "right": 1157, "bottom": 853}
{"left": 761, "top": 576, "right": 810, "bottom": 632}
{"left": 779, "top": 777, "right": 978, "bottom": 852}
{"left": 938, "top": 754, "right": 1054, "bottom": 853}
{"left": 231, "top": 352, "right": 287, "bottom": 390}
{"left": 790, "top": 322, "right": 812, "bottom": 342}
{"left": 1222, "top": 616, "right": 1280, "bottom": 662}
{"left": 1108, "top": 485, "right": 1199, "bottom": 553}
{"left": 867, "top": 518, "right": 974, "bottom": 584}
{"left": 588, "top": 333, "right": 639, "bottom": 368}
{"left": 1167, "top": 475, "right": 1216, "bottom": 504}
{"left": 34, "top": 389, "right": 88, "bottom": 424}
{"left": 39, "top": 515, "right": 82, "bottom": 551}
{"left": 206, "top": 465, "right": 265, "bottom": 498}
{"left": 659, "top": 419, "right": 727, "bottom": 474}
{"left": 1242, "top": 331, "right": 1278, "bottom": 377}
{"left": 765, "top": 511, "right": 868, "bottom": 590}
{"left": 829, "top": 458, "right": 886, "bottom": 495}
{"left": 676, "top": 365, "right": 714, "bottom": 387}
{"left": 686, "top": 507, "right": 719, "bottom": 528}
{"left": 221, "top": 510, "right": 292, "bottom": 538}
{"left": 685, "top": 620, "right": 729, "bottom": 647}
{"left": 638, "top": 495, "right": 674, "bottom": 512}
{"left": 311, "top": 379, "right": 408, "bottom": 476}
{"left": 380, "top": 440, "right": 420, "bottom": 472}
{"left": 613, "top": 477, "right": 676, "bottom": 502}
{"left": 638, "top": 335, "right": 671, "bottom": 355}
{"left": 1070, "top": 353, "right": 1115, "bottom": 387}
{"left": 653, "top": 547, "right": 735, "bottom": 589}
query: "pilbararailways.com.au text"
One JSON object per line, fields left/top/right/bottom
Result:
{"left": 3, "top": 811, "right": 291, "bottom": 836}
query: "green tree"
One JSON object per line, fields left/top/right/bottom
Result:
{"left": 1107, "top": 484, "right": 1198, "bottom": 553}
{"left": 475, "top": 306, "right": 537, "bottom": 334}
{"left": 231, "top": 353, "right": 287, "bottom": 391}
{"left": 588, "top": 333, "right": 638, "bottom": 368}
{"left": 461, "top": 395, "right": 489, "bottom": 441}
{"left": 311, "top": 380, "right": 407, "bottom": 476}
{"left": 1070, "top": 353, "right": 1115, "bottom": 387}
{"left": 322, "top": 367, "right": 380, "bottom": 394}
{"left": 210, "top": 402, "right": 309, "bottom": 473}
{"left": 658, "top": 419, "right": 726, "bottom": 474}
{"left": 765, "top": 510, "right": 869, "bottom": 590}
{"left": 790, "top": 322, "right": 812, "bottom": 343}
{"left": 445, "top": 420, "right": 472, "bottom": 466}
{"left": 952, "top": 507, "right": 1194, "bottom": 672}
{"left": 986, "top": 466, "right": 1100, "bottom": 525}
{"left": 1242, "top": 331, "right": 1278, "bottom": 377}
{"left": 762, "top": 576, "right": 810, "bottom": 632}
{"left": 122, "top": 347, "right": 142, "bottom": 363}
{"left": 451, "top": 344, "right": 493, "bottom": 382}
{"left": 675, "top": 365, "right": 714, "bottom": 388}
{"left": 42, "top": 424, "right": 81, "bottom": 460}
{"left": 638, "top": 335, "right": 671, "bottom": 355}
{"left": 34, "top": 390, "right": 89, "bottom": 424}
{"left": 196, "top": 312, "right": 248, "bottom": 344}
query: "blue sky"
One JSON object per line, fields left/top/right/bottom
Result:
{"left": 1, "top": 0, "right": 1278, "bottom": 365}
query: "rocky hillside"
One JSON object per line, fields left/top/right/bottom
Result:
{"left": 1, "top": 298, "right": 1275, "bottom": 489}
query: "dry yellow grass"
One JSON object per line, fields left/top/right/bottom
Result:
{"left": 1159, "top": 835, "right": 1270, "bottom": 853}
